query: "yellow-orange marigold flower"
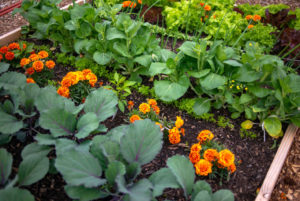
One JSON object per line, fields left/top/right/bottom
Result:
{"left": 38, "top": 50, "right": 49, "bottom": 59}
{"left": 189, "top": 151, "right": 201, "bottom": 164}
{"left": 0, "top": 54, "right": 2, "bottom": 61}
{"left": 204, "top": 5, "right": 211, "bottom": 11}
{"left": 197, "top": 130, "right": 214, "bottom": 144}
{"left": 194, "top": 159, "right": 212, "bottom": 176}
{"left": 26, "top": 78, "right": 35, "bottom": 84}
{"left": 190, "top": 143, "right": 201, "bottom": 153}
{"left": 180, "top": 128, "right": 185, "bottom": 136}
{"left": 8, "top": 43, "right": 19, "bottom": 50}
{"left": 32, "top": 60, "right": 44, "bottom": 72}
{"left": 45, "top": 60, "right": 55, "bottom": 69}
{"left": 218, "top": 149, "right": 235, "bottom": 167}
{"left": 152, "top": 105, "right": 160, "bottom": 115}
{"left": 128, "top": 100, "right": 134, "bottom": 110}
{"left": 5, "top": 52, "right": 14, "bottom": 61}
{"left": 227, "top": 163, "right": 236, "bottom": 173}
{"left": 82, "top": 69, "right": 92, "bottom": 77}
{"left": 61, "top": 78, "right": 73, "bottom": 88}
{"left": 169, "top": 132, "right": 181, "bottom": 144}
{"left": 0, "top": 46, "right": 8, "bottom": 54}
{"left": 138, "top": 0, "right": 142, "bottom": 4}
{"left": 20, "top": 58, "right": 30, "bottom": 67}
{"left": 248, "top": 25, "right": 254, "bottom": 29}
{"left": 245, "top": 15, "right": 253, "bottom": 20}
{"left": 122, "top": 1, "right": 136, "bottom": 8}
{"left": 130, "top": 115, "right": 141, "bottom": 123}
{"left": 66, "top": 72, "right": 79, "bottom": 85}
{"left": 253, "top": 14, "right": 261, "bottom": 21}
{"left": 175, "top": 116, "right": 184, "bottom": 128}
{"left": 203, "top": 149, "right": 219, "bottom": 162}
{"left": 57, "top": 86, "right": 70, "bottom": 98}
{"left": 148, "top": 99, "right": 157, "bottom": 107}
{"left": 29, "top": 54, "right": 40, "bottom": 62}
{"left": 26, "top": 67, "right": 35, "bottom": 75}
{"left": 200, "top": 2, "right": 204, "bottom": 7}
{"left": 139, "top": 103, "right": 150, "bottom": 114}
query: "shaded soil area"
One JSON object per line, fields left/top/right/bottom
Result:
{"left": 236, "top": 0, "right": 300, "bottom": 10}
{"left": 271, "top": 130, "right": 300, "bottom": 201}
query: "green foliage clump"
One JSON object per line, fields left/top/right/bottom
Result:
{"left": 75, "top": 57, "right": 111, "bottom": 79}
{"left": 94, "top": 0, "right": 122, "bottom": 7}
{"left": 217, "top": 116, "right": 234, "bottom": 129}
{"left": 55, "top": 53, "right": 76, "bottom": 66}
{"left": 289, "top": 8, "right": 300, "bottom": 30}
{"left": 238, "top": 3, "right": 290, "bottom": 17}
{"left": 33, "top": 44, "right": 52, "bottom": 57}
{"left": 239, "top": 128, "right": 258, "bottom": 139}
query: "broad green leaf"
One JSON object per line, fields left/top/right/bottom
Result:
{"left": 231, "top": 112, "right": 241, "bottom": 119}
{"left": 100, "top": 141, "right": 120, "bottom": 162}
{"left": 192, "top": 181, "right": 212, "bottom": 200}
{"left": 200, "top": 73, "right": 227, "bottom": 90}
{"left": 282, "top": 74, "right": 300, "bottom": 93}
{"left": 212, "top": 189, "right": 234, "bottom": 201}
{"left": 18, "top": 155, "right": 49, "bottom": 186}
{"left": 223, "top": 60, "right": 242, "bottom": 67}
{"left": 154, "top": 75, "right": 190, "bottom": 102}
{"left": 263, "top": 117, "right": 282, "bottom": 138}
{"left": 193, "top": 98, "right": 211, "bottom": 115}
{"left": 160, "top": 49, "right": 176, "bottom": 62}
{"left": 84, "top": 88, "right": 118, "bottom": 122}
{"left": 34, "top": 134, "right": 56, "bottom": 145}
{"left": 149, "top": 62, "right": 172, "bottom": 76}
{"left": 0, "top": 188, "right": 34, "bottom": 201}
{"left": 0, "top": 134, "right": 11, "bottom": 145}
{"left": 241, "top": 120, "right": 254, "bottom": 130}
{"left": 74, "top": 39, "right": 89, "bottom": 54}
{"left": 0, "top": 111, "right": 23, "bottom": 134}
{"left": 234, "top": 67, "right": 261, "bottom": 82}
{"left": 149, "top": 168, "right": 179, "bottom": 197}
{"left": 0, "top": 72, "right": 26, "bottom": 90}
{"left": 65, "top": 185, "right": 108, "bottom": 201}
{"left": 55, "top": 139, "right": 78, "bottom": 156}
{"left": 106, "top": 27, "right": 126, "bottom": 40}
{"left": 75, "top": 21, "right": 92, "bottom": 38}
{"left": 239, "top": 94, "right": 252, "bottom": 104}
{"left": 291, "top": 117, "right": 300, "bottom": 127}
{"left": 0, "top": 148, "right": 12, "bottom": 185}
{"left": 105, "top": 161, "right": 126, "bottom": 184}
{"left": 193, "top": 191, "right": 212, "bottom": 201}
{"left": 188, "top": 69, "right": 210, "bottom": 78}
{"left": 178, "top": 41, "right": 197, "bottom": 58}
{"left": 134, "top": 55, "right": 152, "bottom": 67}
{"left": 248, "top": 86, "right": 271, "bottom": 98}
{"left": 167, "top": 155, "right": 195, "bottom": 198}
{"left": 120, "top": 119, "right": 163, "bottom": 165}
{"left": 2, "top": 100, "right": 15, "bottom": 115}
{"left": 106, "top": 125, "right": 128, "bottom": 144}
{"left": 55, "top": 149, "right": 106, "bottom": 188}
{"left": 0, "top": 62, "right": 9, "bottom": 74}
{"left": 76, "top": 113, "right": 99, "bottom": 139}
{"left": 93, "top": 52, "right": 112, "bottom": 65}
{"left": 113, "top": 42, "right": 131, "bottom": 58}
{"left": 124, "top": 179, "right": 153, "bottom": 201}
{"left": 21, "top": 143, "right": 51, "bottom": 159}
{"left": 35, "top": 86, "right": 65, "bottom": 113}
{"left": 39, "top": 108, "right": 76, "bottom": 137}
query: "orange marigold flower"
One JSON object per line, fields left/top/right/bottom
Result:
{"left": 8, "top": 43, "right": 19, "bottom": 50}
{"left": 190, "top": 143, "right": 201, "bottom": 153}
{"left": 218, "top": 149, "right": 235, "bottom": 167}
{"left": 248, "top": 25, "right": 254, "bottom": 29}
{"left": 82, "top": 69, "right": 92, "bottom": 76}
{"left": 253, "top": 14, "right": 261, "bottom": 21}
{"left": 122, "top": 1, "right": 136, "bottom": 8}
{"left": 130, "top": 114, "right": 141, "bottom": 123}
{"left": 203, "top": 149, "right": 219, "bottom": 162}
{"left": 57, "top": 86, "right": 70, "bottom": 98}
{"left": 22, "top": 43, "right": 27, "bottom": 50}
{"left": 38, "top": 50, "right": 49, "bottom": 59}
{"left": 26, "top": 67, "right": 35, "bottom": 75}
{"left": 245, "top": 15, "right": 253, "bottom": 20}
{"left": 29, "top": 54, "right": 40, "bottom": 62}
{"left": 66, "top": 72, "right": 79, "bottom": 85}
{"left": 0, "top": 46, "right": 8, "bottom": 54}
{"left": 189, "top": 151, "right": 201, "bottom": 164}
{"left": 152, "top": 105, "right": 160, "bottom": 115}
{"left": 32, "top": 60, "right": 44, "bottom": 72}
{"left": 138, "top": 0, "right": 142, "bottom": 4}
{"left": 20, "top": 58, "right": 30, "bottom": 67}
{"left": 148, "top": 99, "right": 157, "bottom": 107}
{"left": 61, "top": 78, "right": 73, "bottom": 88}
{"left": 227, "top": 163, "right": 236, "bottom": 173}
{"left": 197, "top": 130, "right": 214, "bottom": 144}
{"left": 45, "top": 60, "right": 55, "bottom": 69}
{"left": 139, "top": 103, "right": 151, "bottom": 114}
{"left": 169, "top": 132, "right": 181, "bottom": 144}
{"left": 26, "top": 78, "right": 35, "bottom": 84}
{"left": 0, "top": 54, "right": 3, "bottom": 61}
{"left": 99, "top": 81, "right": 103, "bottom": 86}
{"left": 86, "top": 72, "right": 97, "bottom": 87}
{"left": 204, "top": 5, "right": 211, "bottom": 11}
{"left": 200, "top": 2, "right": 204, "bottom": 7}
{"left": 175, "top": 116, "right": 184, "bottom": 128}
{"left": 128, "top": 100, "right": 134, "bottom": 110}
{"left": 75, "top": 71, "right": 85, "bottom": 81}
{"left": 194, "top": 159, "right": 212, "bottom": 176}
{"left": 5, "top": 52, "right": 14, "bottom": 60}
{"left": 180, "top": 128, "right": 185, "bottom": 136}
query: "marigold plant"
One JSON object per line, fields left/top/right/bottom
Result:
{"left": 130, "top": 114, "right": 141, "bottom": 123}
{"left": 197, "top": 130, "right": 214, "bottom": 144}
{"left": 139, "top": 103, "right": 151, "bottom": 114}
{"left": 194, "top": 159, "right": 212, "bottom": 176}
{"left": 218, "top": 149, "right": 235, "bottom": 167}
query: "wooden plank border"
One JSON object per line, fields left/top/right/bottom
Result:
{"left": 0, "top": 0, "right": 86, "bottom": 46}
{"left": 256, "top": 124, "right": 299, "bottom": 201}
